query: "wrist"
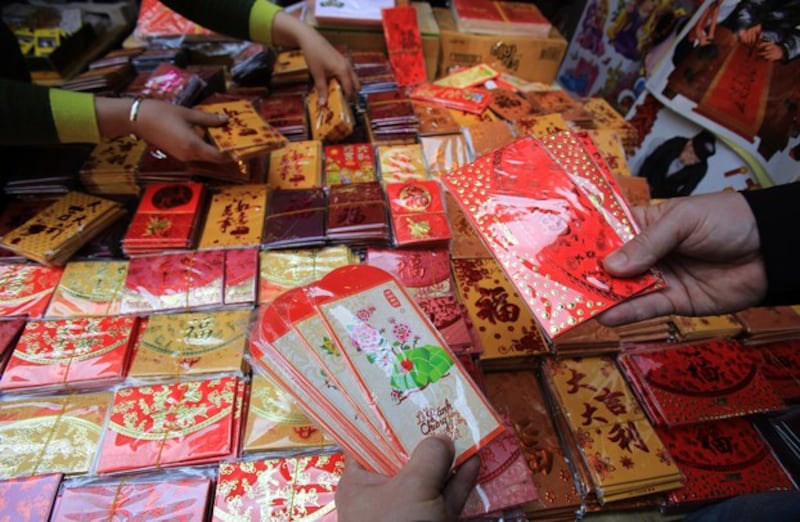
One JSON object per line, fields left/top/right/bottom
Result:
{"left": 95, "top": 97, "right": 137, "bottom": 140}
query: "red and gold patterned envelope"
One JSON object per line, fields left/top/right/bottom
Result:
{"left": 308, "top": 79, "right": 355, "bottom": 143}
{"left": 420, "top": 134, "right": 469, "bottom": 179}
{"left": 619, "top": 339, "right": 785, "bottom": 426}
{"left": 121, "top": 251, "right": 225, "bottom": 314}
{"left": 0, "top": 392, "right": 112, "bottom": 479}
{"left": 96, "top": 377, "right": 239, "bottom": 473}
{"left": 583, "top": 129, "right": 630, "bottom": 178}
{"left": 413, "top": 102, "right": 461, "bottom": 137}
{"left": 483, "top": 371, "right": 584, "bottom": 515}
{"left": 447, "top": 107, "right": 498, "bottom": 127}
{"left": 377, "top": 144, "right": 427, "bottom": 182}
{"left": 657, "top": 418, "right": 794, "bottom": 506}
{"left": 197, "top": 100, "right": 287, "bottom": 159}
{"left": 452, "top": 258, "right": 548, "bottom": 360}
{"left": 224, "top": 248, "right": 258, "bottom": 305}
{"left": 244, "top": 373, "right": 333, "bottom": 452}
{"left": 465, "top": 121, "right": 517, "bottom": 158}
{"left": 443, "top": 137, "right": 662, "bottom": 339}
{"left": 128, "top": 310, "right": 249, "bottom": 378}
{"left": 386, "top": 181, "right": 451, "bottom": 246}
{"left": 199, "top": 184, "right": 268, "bottom": 249}
{"left": 213, "top": 453, "right": 344, "bottom": 522}
{"left": 445, "top": 192, "right": 491, "bottom": 259}
{"left": 268, "top": 140, "right": 323, "bottom": 189}
{"left": 435, "top": 64, "right": 499, "bottom": 88}
{"left": 544, "top": 357, "right": 683, "bottom": 503}
{"left": 0, "top": 316, "right": 137, "bottom": 392}
{"left": 258, "top": 246, "right": 357, "bottom": 305}
{"left": 123, "top": 182, "right": 205, "bottom": 252}
{"left": 45, "top": 261, "right": 128, "bottom": 318}
{"left": 51, "top": 476, "right": 212, "bottom": 521}
{"left": 410, "top": 84, "right": 492, "bottom": 114}
{"left": 0, "top": 192, "right": 124, "bottom": 266}
{"left": 0, "top": 264, "right": 63, "bottom": 318}
{"left": 324, "top": 144, "right": 377, "bottom": 185}
{"left": 313, "top": 265, "right": 504, "bottom": 465}
{"left": 0, "top": 473, "right": 61, "bottom": 521}
{"left": 489, "top": 88, "right": 534, "bottom": 122}
{"left": 462, "top": 416, "right": 539, "bottom": 519}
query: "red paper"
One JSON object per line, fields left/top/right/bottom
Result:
{"left": 382, "top": 7, "right": 427, "bottom": 86}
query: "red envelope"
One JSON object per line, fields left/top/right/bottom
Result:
{"left": 0, "top": 264, "right": 63, "bottom": 318}
{"left": 442, "top": 137, "right": 661, "bottom": 339}
{"left": 382, "top": 7, "right": 427, "bottom": 86}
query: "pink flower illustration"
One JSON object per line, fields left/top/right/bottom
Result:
{"left": 356, "top": 306, "right": 376, "bottom": 322}
{"left": 349, "top": 323, "right": 382, "bottom": 352}
{"left": 392, "top": 322, "right": 411, "bottom": 343}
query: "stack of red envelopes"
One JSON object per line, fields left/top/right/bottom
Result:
{"left": 95, "top": 376, "right": 245, "bottom": 473}
{"left": 442, "top": 136, "right": 665, "bottom": 340}
{"left": 249, "top": 265, "right": 504, "bottom": 476}
{"left": 122, "top": 182, "right": 205, "bottom": 255}
{"left": 618, "top": 339, "right": 785, "bottom": 427}
{"left": 385, "top": 180, "right": 451, "bottom": 246}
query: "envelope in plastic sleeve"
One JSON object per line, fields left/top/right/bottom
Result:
{"left": 314, "top": 265, "right": 503, "bottom": 465}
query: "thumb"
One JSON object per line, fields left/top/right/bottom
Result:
{"left": 398, "top": 436, "right": 455, "bottom": 493}
{"left": 444, "top": 454, "right": 481, "bottom": 518}
{"left": 603, "top": 206, "right": 686, "bottom": 277}
{"left": 310, "top": 66, "right": 329, "bottom": 106}
{"left": 184, "top": 107, "right": 228, "bottom": 128}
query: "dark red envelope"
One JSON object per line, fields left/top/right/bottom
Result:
{"left": 0, "top": 473, "right": 61, "bottom": 521}
{"left": 618, "top": 339, "right": 785, "bottom": 427}
{"left": 657, "top": 418, "right": 795, "bottom": 507}
{"left": 442, "top": 137, "right": 662, "bottom": 339}
{"left": 328, "top": 182, "right": 385, "bottom": 205}
{"left": 747, "top": 340, "right": 800, "bottom": 402}
{"left": 51, "top": 477, "right": 212, "bottom": 521}
{"left": 382, "top": 6, "right": 427, "bottom": 86}
{"left": 0, "top": 319, "right": 25, "bottom": 368}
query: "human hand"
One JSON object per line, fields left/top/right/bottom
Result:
{"left": 272, "top": 12, "right": 358, "bottom": 104}
{"left": 758, "top": 41, "right": 785, "bottom": 62}
{"left": 737, "top": 24, "right": 762, "bottom": 46}
{"left": 335, "top": 437, "right": 481, "bottom": 522}
{"left": 95, "top": 97, "right": 229, "bottom": 163}
{"left": 597, "top": 192, "right": 767, "bottom": 326}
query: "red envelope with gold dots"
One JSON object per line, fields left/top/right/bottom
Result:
{"left": 442, "top": 137, "right": 663, "bottom": 340}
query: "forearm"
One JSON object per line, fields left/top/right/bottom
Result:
{"left": 159, "top": 0, "right": 281, "bottom": 46}
{"left": 741, "top": 183, "right": 800, "bottom": 304}
{"left": 0, "top": 78, "right": 99, "bottom": 145}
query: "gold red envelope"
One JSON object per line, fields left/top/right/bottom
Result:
{"left": 512, "top": 113, "right": 571, "bottom": 139}
{"left": 308, "top": 79, "right": 355, "bottom": 143}
{"left": 445, "top": 192, "right": 492, "bottom": 259}
{"left": 420, "top": 134, "right": 469, "bottom": 178}
{"left": 0, "top": 264, "right": 63, "bottom": 318}
{"left": 464, "top": 121, "right": 517, "bottom": 158}
{"left": 0, "top": 316, "right": 137, "bottom": 392}
{"left": 543, "top": 357, "right": 683, "bottom": 503}
{"left": 377, "top": 144, "right": 428, "bottom": 182}
{"left": 435, "top": 64, "right": 499, "bottom": 88}
{"left": 584, "top": 129, "right": 630, "bottom": 178}
{"left": 0, "top": 392, "right": 112, "bottom": 479}
{"left": 128, "top": 309, "right": 249, "bottom": 378}
{"left": 120, "top": 251, "right": 225, "bottom": 314}
{"left": 213, "top": 453, "right": 344, "bottom": 521}
{"left": 244, "top": 373, "right": 333, "bottom": 452}
{"left": 447, "top": 107, "right": 498, "bottom": 126}
{"left": 51, "top": 476, "right": 213, "bottom": 521}
{"left": 96, "top": 376, "right": 240, "bottom": 473}
{"left": 452, "top": 258, "right": 548, "bottom": 360}
{"left": 324, "top": 144, "right": 377, "bottom": 185}
{"left": 79, "top": 137, "right": 147, "bottom": 196}
{"left": 268, "top": 140, "right": 323, "bottom": 189}
{"left": 0, "top": 192, "right": 125, "bottom": 266}
{"left": 45, "top": 260, "right": 128, "bottom": 318}
{"left": 224, "top": 248, "right": 259, "bottom": 306}
{"left": 258, "top": 246, "right": 357, "bottom": 305}
{"left": 197, "top": 100, "right": 287, "bottom": 160}
{"left": 198, "top": 184, "right": 268, "bottom": 249}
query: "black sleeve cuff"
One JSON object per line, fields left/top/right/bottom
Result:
{"left": 741, "top": 183, "right": 800, "bottom": 305}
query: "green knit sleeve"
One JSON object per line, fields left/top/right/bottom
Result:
{"left": 160, "top": 0, "right": 282, "bottom": 46}
{"left": 0, "top": 78, "right": 99, "bottom": 145}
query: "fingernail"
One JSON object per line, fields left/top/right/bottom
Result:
{"left": 217, "top": 114, "right": 227, "bottom": 121}
{"left": 604, "top": 251, "right": 628, "bottom": 271}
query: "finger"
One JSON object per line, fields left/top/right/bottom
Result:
{"left": 398, "top": 436, "right": 455, "bottom": 493}
{"left": 444, "top": 455, "right": 481, "bottom": 519}
{"left": 335, "top": 64, "right": 355, "bottom": 100}
{"left": 596, "top": 290, "right": 676, "bottom": 326}
{"left": 187, "top": 138, "right": 229, "bottom": 164}
{"left": 183, "top": 108, "right": 228, "bottom": 128}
